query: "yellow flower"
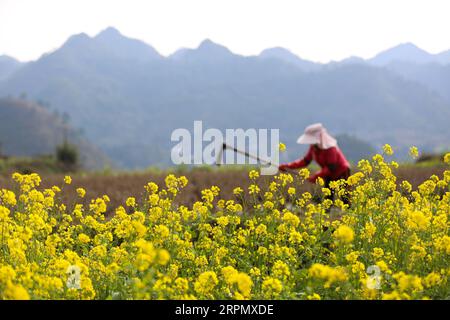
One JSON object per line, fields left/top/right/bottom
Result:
{"left": 3, "top": 282, "right": 30, "bottom": 300}
{"left": 76, "top": 188, "right": 86, "bottom": 198}
{"left": 78, "top": 233, "right": 91, "bottom": 244}
{"left": 434, "top": 236, "right": 450, "bottom": 254}
{"left": 372, "top": 248, "right": 384, "bottom": 260}
{"left": 299, "top": 168, "right": 310, "bottom": 179}
{"left": 154, "top": 225, "right": 170, "bottom": 239}
{"left": 358, "top": 159, "right": 372, "bottom": 174}
{"left": 233, "top": 187, "right": 243, "bottom": 195}
{"left": 282, "top": 211, "right": 300, "bottom": 227}
{"left": 333, "top": 225, "right": 354, "bottom": 244}
{"left": 444, "top": 153, "right": 450, "bottom": 164}
{"left": 393, "top": 272, "right": 423, "bottom": 293}
{"left": 157, "top": 249, "right": 170, "bottom": 265}
{"left": 234, "top": 273, "right": 253, "bottom": 298}
{"left": 64, "top": 176, "right": 72, "bottom": 185}
{"left": 126, "top": 197, "right": 136, "bottom": 207}
{"left": 174, "top": 277, "right": 189, "bottom": 292}
{"left": 382, "top": 290, "right": 403, "bottom": 300}
{"left": 257, "top": 246, "right": 268, "bottom": 255}
{"left": 345, "top": 251, "right": 359, "bottom": 263}
{"left": 165, "top": 174, "right": 178, "bottom": 189}
{"left": 347, "top": 172, "right": 364, "bottom": 186}
{"left": 0, "top": 189, "right": 16, "bottom": 206}
{"left": 316, "top": 177, "right": 324, "bottom": 186}
{"left": 145, "top": 182, "right": 159, "bottom": 194}
{"left": 194, "top": 271, "right": 219, "bottom": 295}
{"left": 1, "top": 152, "right": 448, "bottom": 300}
{"left": 249, "top": 267, "right": 261, "bottom": 277}
{"left": 382, "top": 144, "right": 394, "bottom": 156}
{"left": 222, "top": 266, "right": 239, "bottom": 284}
{"left": 423, "top": 272, "right": 441, "bottom": 288}
{"left": 248, "top": 184, "right": 260, "bottom": 195}
{"left": 364, "top": 222, "right": 376, "bottom": 239}
{"left": 308, "top": 263, "right": 347, "bottom": 287}
{"left": 306, "top": 293, "right": 321, "bottom": 300}
{"left": 406, "top": 211, "right": 430, "bottom": 231}
{"left": 400, "top": 181, "right": 412, "bottom": 193}
{"left": 0, "top": 205, "right": 10, "bottom": 220}
{"left": 376, "top": 260, "right": 389, "bottom": 273}
{"left": 263, "top": 200, "right": 274, "bottom": 210}
{"left": 178, "top": 176, "right": 189, "bottom": 188}
{"left": 216, "top": 216, "right": 229, "bottom": 227}
{"left": 409, "top": 146, "right": 419, "bottom": 159}
{"left": 249, "top": 170, "right": 260, "bottom": 180}
{"left": 261, "top": 277, "right": 282, "bottom": 298}
{"left": 272, "top": 260, "right": 290, "bottom": 280}
{"left": 278, "top": 142, "right": 286, "bottom": 152}
{"left": 322, "top": 187, "right": 331, "bottom": 197}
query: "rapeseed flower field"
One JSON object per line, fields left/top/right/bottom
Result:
{"left": 0, "top": 148, "right": 449, "bottom": 300}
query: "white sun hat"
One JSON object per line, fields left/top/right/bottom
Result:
{"left": 296, "top": 123, "right": 337, "bottom": 149}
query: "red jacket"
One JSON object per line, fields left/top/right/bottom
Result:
{"left": 283, "top": 145, "right": 350, "bottom": 182}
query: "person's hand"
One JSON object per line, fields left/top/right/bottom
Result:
{"left": 278, "top": 164, "right": 288, "bottom": 172}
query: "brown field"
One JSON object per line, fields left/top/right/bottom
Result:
{"left": 0, "top": 165, "right": 446, "bottom": 215}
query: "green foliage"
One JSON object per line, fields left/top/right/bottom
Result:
{"left": 56, "top": 140, "right": 79, "bottom": 167}
{"left": 414, "top": 151, "right": 450, "bottom": 167}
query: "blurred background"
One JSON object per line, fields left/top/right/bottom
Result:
{"left": 0, "top": 0, "right": 449, "bottom": 173}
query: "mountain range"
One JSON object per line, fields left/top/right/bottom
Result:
{"left": 0, "top": 27, "right": 449, "bottom": 168}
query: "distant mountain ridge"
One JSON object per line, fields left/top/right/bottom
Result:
{"left": 257, "top": 42, "right": 450, "bottom": 66}
{"left": 369, "top": 43, "right": 435, "bottom": 65}
{"left": 368, "top": 43, "right": 450, "bottom": 66}
{"left": 0, "top": 27, "right": 449, "bottom": 168}
{"left": 258, "top": 47, "right": 321, "bottom": 71}
{"left": 7, "top": 30, "right": 450, "bottom": 67}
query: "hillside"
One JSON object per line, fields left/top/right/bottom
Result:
{"left": 0, "top": 97, "right": 110, "bottom": 169}
{"left": 0, "top": 28, "right": 449, "bottom": 168}
{"left": 0, "top": 55, "right": 23, "bottom": 80}
{"left": 334, "top": 134, "right": 376, "bottom": 163}
{"left": 384, "top": 61, "right": 450, "bottom": 102}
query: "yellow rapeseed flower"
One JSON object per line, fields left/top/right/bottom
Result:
{"left": 76, "top": 188, "right": 86, "bottom": 198}
{"left": 409, "top": 146, "right": 419, "bottom": 159}
{"left": 64, "top": 176, "right": 72, "bottom": 185}
{"left": 382, "top": 144, "right": 394, "bottom": 156}
{"left": 333, "top": 225, "right": 354, "bottom": 244}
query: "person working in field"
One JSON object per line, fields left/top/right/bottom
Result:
{"left": 278, "top": 123, "right": 351, "bottom": 204}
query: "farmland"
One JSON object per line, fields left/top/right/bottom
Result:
{"left": 1, "top": 150, "right": 449, "bottom": 300}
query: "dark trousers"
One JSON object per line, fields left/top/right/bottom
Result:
{"left": 324, "top": 168, "right": 351, "bottom": 206}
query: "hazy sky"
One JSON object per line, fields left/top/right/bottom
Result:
{"left": 1, "top": 0, "right": 450, "bottom": 63}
